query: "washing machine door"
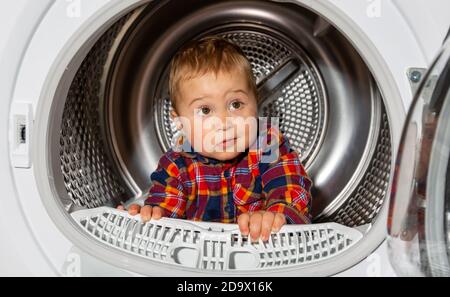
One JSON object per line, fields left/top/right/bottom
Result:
{"left": 388, "top": 34, "right": 450, "bottom": 277}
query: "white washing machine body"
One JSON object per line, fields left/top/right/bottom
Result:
{"left": 1, "top": 0, "right": 449, "bottom": 276}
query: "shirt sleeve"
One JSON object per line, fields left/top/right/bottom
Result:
{"left": 144, "top": 154, "right": 186, "bottom": 218}
{"left": 260, "top": 127, "right": 312, "bottom": 224}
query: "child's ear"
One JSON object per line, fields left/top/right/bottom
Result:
{"left": 170, "top": 109, "right": 179, "bottom": 120}
{"left": 170, "top": 109, "right": 182, "bottom": 130}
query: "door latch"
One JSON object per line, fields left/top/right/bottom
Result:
{"left": 10, "top": 102, "right": 33, "bottom": 168}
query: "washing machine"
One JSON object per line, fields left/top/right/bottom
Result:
{"left": 1, "top": 0, "right": 449, "bottom": 277}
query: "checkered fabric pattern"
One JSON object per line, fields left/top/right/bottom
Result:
{"left": 145, "top": 124, "right": 312, "bottom": 224}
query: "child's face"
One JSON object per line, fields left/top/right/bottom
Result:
{"left": 172, "top": 69, "right": 258, "bottom": 161}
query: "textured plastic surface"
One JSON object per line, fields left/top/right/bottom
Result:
{"left": 72, "top": 207, "right": 363, "bottom": 270}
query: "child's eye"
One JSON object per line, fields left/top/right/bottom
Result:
{"left": 230, "top": 100, "right": 243, "bottom": 111}
{"left": 196, "top": 106, "right": 211, "bottom": 116}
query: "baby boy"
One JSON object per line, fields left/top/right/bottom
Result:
{"left": 120, "top": 36, "right": 312, "bottom": 241}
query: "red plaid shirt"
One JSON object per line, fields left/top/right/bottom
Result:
{"left": 145, "top": 125, "right": 312, "bottom": 224}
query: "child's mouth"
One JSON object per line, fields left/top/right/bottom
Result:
{"left": 220, "top": 137, "right": 237, "bottom": 148}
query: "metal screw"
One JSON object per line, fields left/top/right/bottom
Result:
{"left": 409, "top": 70, "right": 422, "bottom": 83}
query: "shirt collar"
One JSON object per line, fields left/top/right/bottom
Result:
{"left": 178, "top": 143, "right": 246, "bottom": 169}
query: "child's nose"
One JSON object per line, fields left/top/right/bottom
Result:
{"left": 217, "top": 114, "right": 234, "bottom": 131}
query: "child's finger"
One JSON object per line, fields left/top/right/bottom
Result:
{"left": 140, "top": 205, "right": 153, "bottom": 222}
{"left": 116, "top": 205, "right": 125, "bottom": 211}
{"left": 128, "top": 204, "right": 141, "bottom": 215}
{"left": 237, "top": 213, "right": 250, "bottom": 236}
{"left": 261, "top": 212, "right": 275, "bottom": 241}
{"left": 249, "top": 212, "right": 263, "bottom": 242}
{"left": 151, "top": 207, "right": 164, "bottom": 220}
{"left": 272, "top": 213, "right": 286, "bottom": 232}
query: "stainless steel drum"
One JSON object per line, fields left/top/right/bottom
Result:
{"left": 54, "top": 0, "right": 392, "bottom": 226}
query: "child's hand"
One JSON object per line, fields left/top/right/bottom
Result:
{"left": 237, "top": 211, "right": 286, "bottom": 242}
{"left": 116, "top": 204, "right": 164, "bottom": 223}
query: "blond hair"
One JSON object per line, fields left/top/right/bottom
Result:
{"left": 168, "top": 36, "right": 258, "bottom": 109}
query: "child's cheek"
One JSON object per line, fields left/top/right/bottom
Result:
{"left": 247, "top": 129, "right": 258, "bottom": 150}
{"left": 189, "top": 120, "right": 213, "bottom": 153}
{"left": 245, "top": 117, "right": 259, "bottom": 149}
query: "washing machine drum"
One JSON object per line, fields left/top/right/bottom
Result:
{"left": 50, "top": 0, "right": 393, "bottom": 272}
